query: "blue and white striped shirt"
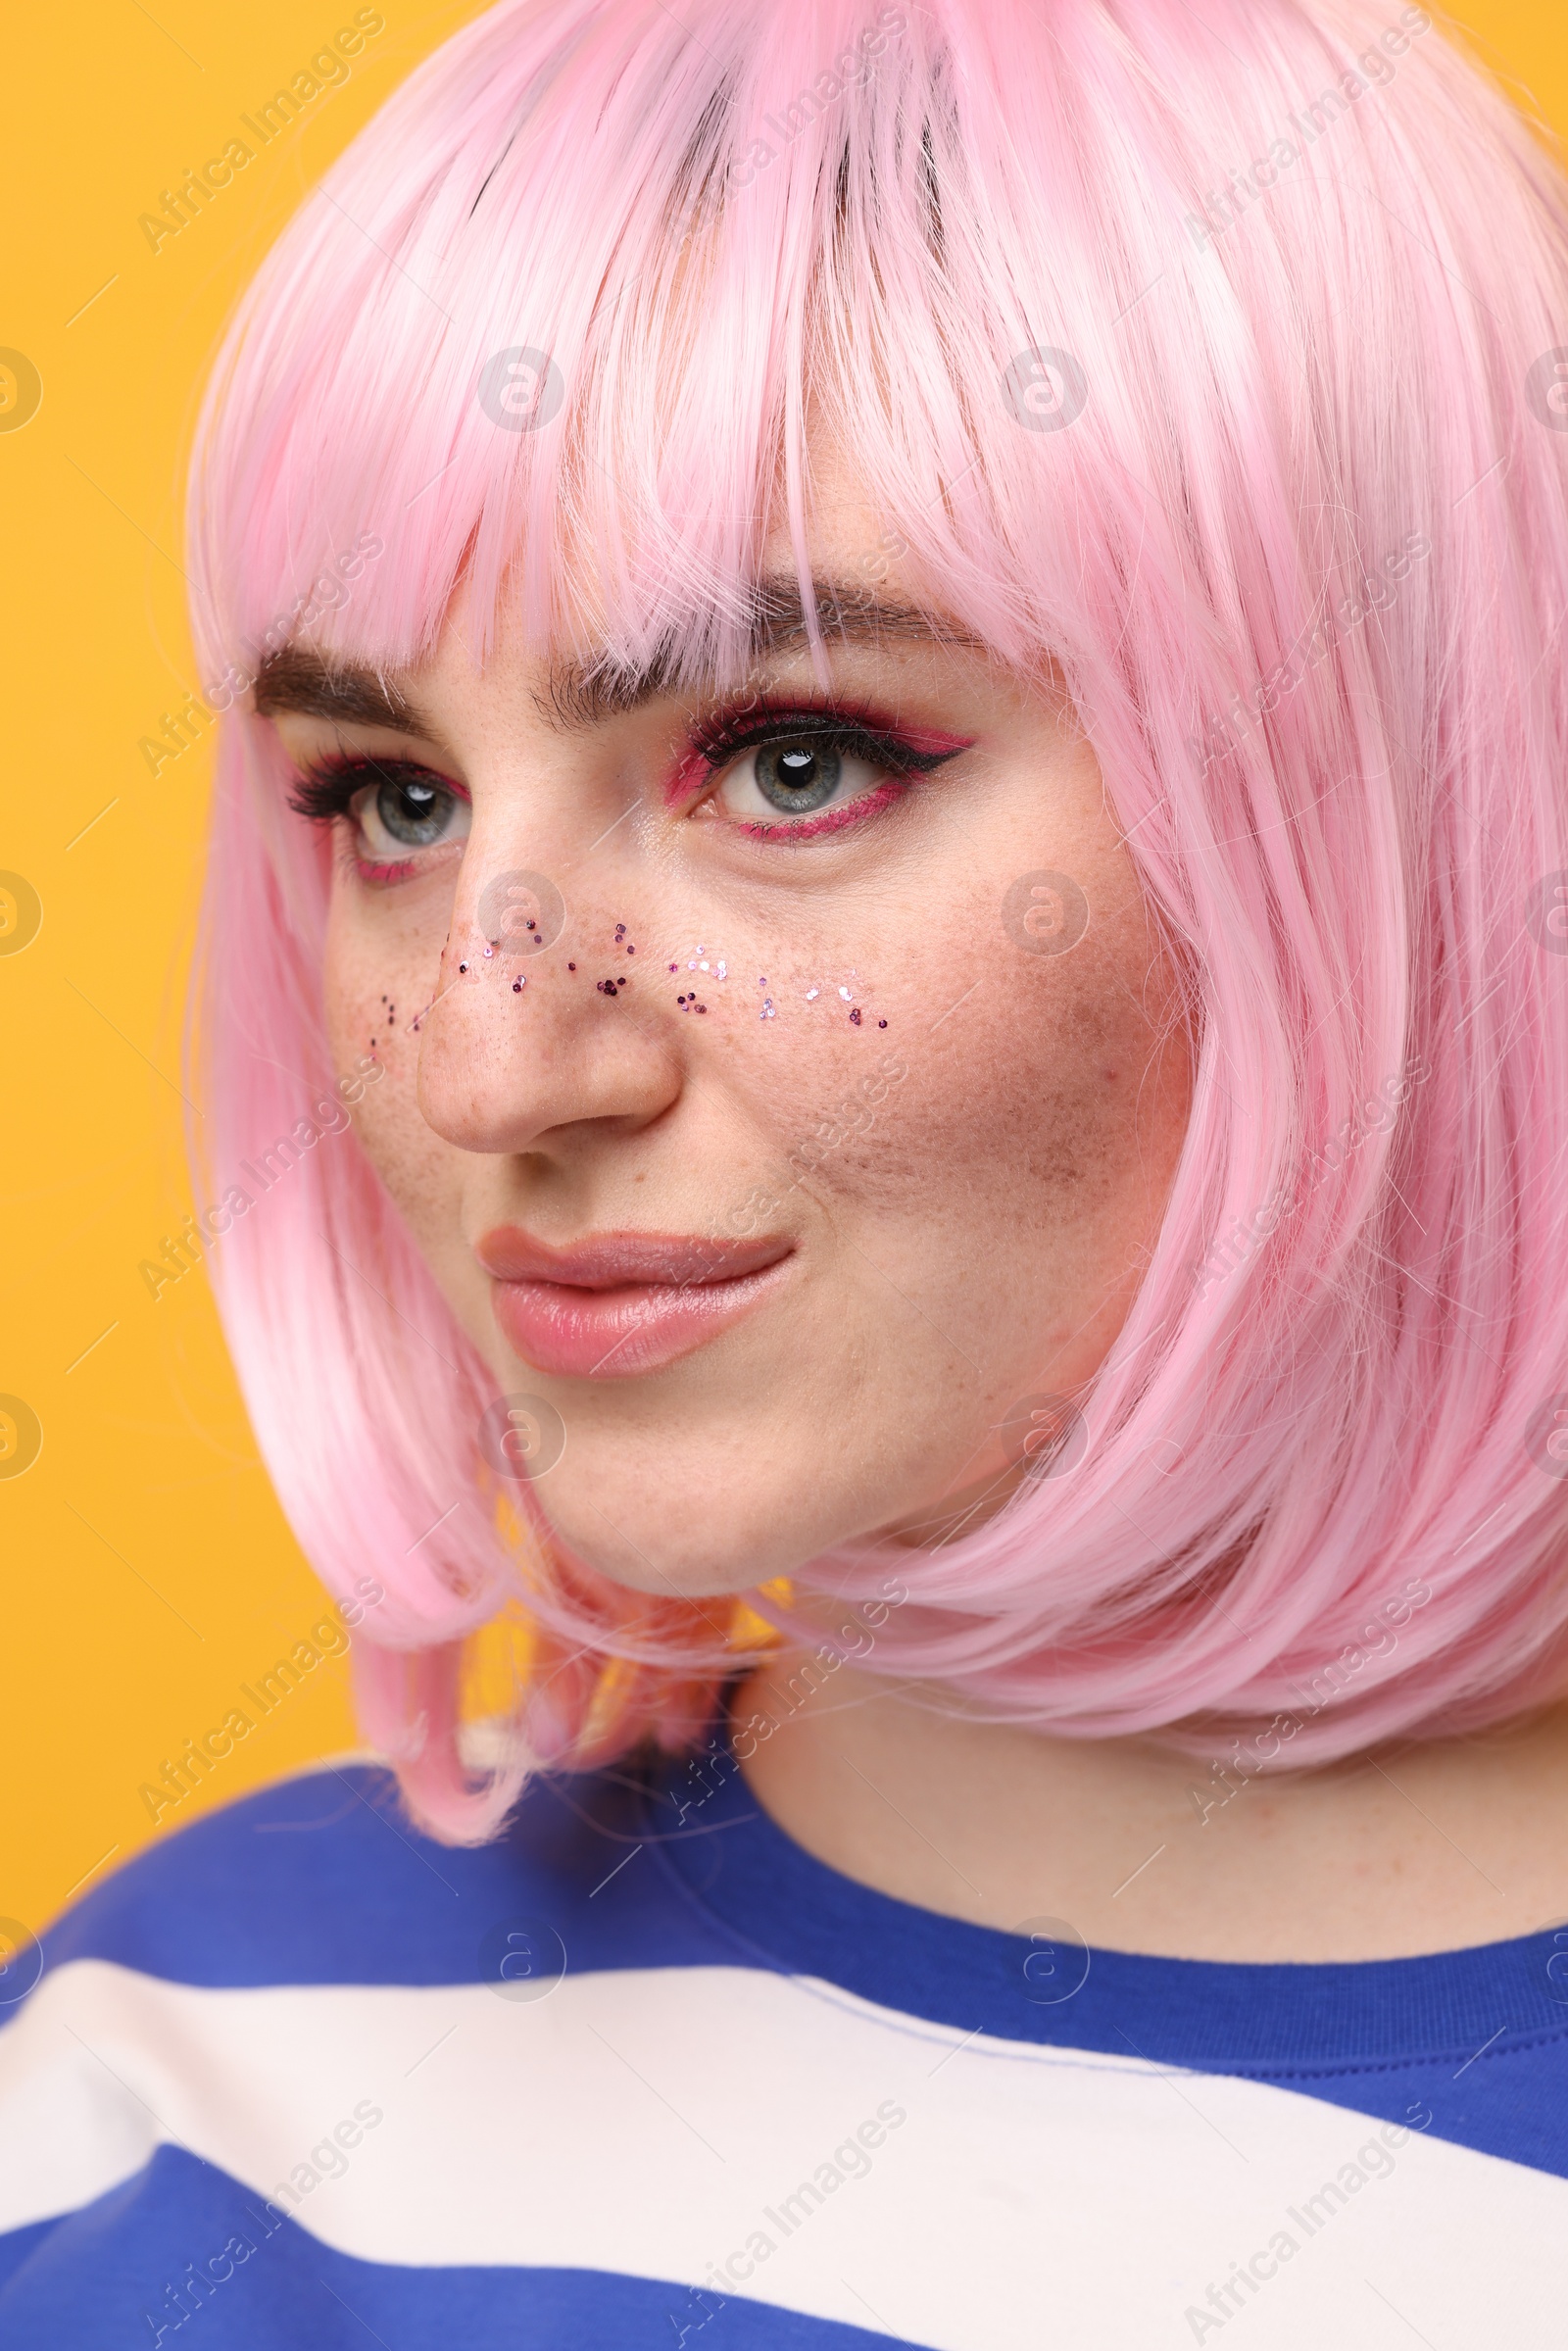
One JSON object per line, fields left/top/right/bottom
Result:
{"left": 3, "top": 1720, "right": 1566, "bottom": 2346}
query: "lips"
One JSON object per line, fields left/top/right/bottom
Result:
{"left": 476, "top": 1226, "right": 794, "bottom": 1378}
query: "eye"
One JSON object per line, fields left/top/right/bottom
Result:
{"left": 682, "top": 707, "right": 972, "bottom": 840}
{"left": 716, "top": 733, "right": 890, "bottom": 826}
{"left": 289, "top": 756, "right": 471, "bottom": 863}
{"left": 357, "top": 766, "right": 469, "bottom": 855}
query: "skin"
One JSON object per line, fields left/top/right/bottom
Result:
{"left": 267, "top": 450, "right": 1568, "bottom": 1965}
{"left": 270, "top": 449, "right": 1190, "bottom": 1594}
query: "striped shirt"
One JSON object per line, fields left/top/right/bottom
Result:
{"left": 3, "top": 1718, "right": 1566, "bottom": 2346}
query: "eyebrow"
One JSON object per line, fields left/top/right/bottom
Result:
{"left": 253, "top": 652, "right": 423, "bottom": 732}
{"left": 251, "top": 575, "right": 985, "bottom": 736}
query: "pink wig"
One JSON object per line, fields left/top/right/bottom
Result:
{"left": 185, "top": 0, "right": 1568, "bottom": 1837}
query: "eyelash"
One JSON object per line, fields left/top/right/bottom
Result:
{"left": 286, "top": 756, "right": 461, "bottom": 826}
{"left": 678, "top": 701, "right": 969, "bottom": 837}
{"left": 285, "top": 704, "right": 969, "bottom": 862}
{"left": 287, "top": 755, "right": 470, "bottom": 880}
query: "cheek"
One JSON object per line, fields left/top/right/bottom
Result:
{"left": 323, "top": 894, "right": 468, "bottom": 1266}
{"left": 755, "top": 880, "right": 1183, "bottom": 1240}
{"left": 798, "top": 883, "right": 1185, "bottom": 1421}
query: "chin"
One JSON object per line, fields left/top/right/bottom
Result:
{"left": 530, "top": 1458, "right": 841, "bottom": 1599}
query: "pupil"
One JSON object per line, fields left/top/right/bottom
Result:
{"left": 756, "top": 739, "right": 841, "bottom": 814}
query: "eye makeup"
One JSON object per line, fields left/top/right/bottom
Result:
{"left": 666, "top": 696, "right": 973, "bottom": 840}
{"left": 287, "top": 754, "right": 472, "bottom": 879}
{"left": 283, "top": 694, "right": 973, "bottom": 874}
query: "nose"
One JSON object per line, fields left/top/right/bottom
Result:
{"left": 415, "top": 839, "right": 684, "bottom": 1156}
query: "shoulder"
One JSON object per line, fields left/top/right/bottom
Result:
{"left": 33, "top": 1751, "right": 715, "bottom": 1991}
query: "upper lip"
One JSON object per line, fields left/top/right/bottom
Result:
{"left": 475, "top": 1227, "right": 794, "bottom": 1289}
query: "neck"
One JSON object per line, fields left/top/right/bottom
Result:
{"left": 731, "top": 1655, "right": 1568, "bottom": 1962}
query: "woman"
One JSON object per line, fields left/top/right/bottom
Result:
{"left": 5, "top": 0, "right": 1568, "bottom": 2339}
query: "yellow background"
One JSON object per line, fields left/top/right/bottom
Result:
{"left": 3, "top": 0, "right": 1566, "bottom": 1938}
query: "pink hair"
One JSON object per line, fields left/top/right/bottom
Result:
{"left": 185, "top": 0, "right": 1568, "bottom": 1838}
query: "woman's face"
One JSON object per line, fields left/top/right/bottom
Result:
{"left": 264, "top": 453, "right": 1191, "bottom": 1596}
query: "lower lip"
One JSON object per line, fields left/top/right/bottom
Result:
{"left": 490, "top": 1257, "right": 792, "bottom": 1378}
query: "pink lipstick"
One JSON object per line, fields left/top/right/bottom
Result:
{"left": 477, "top": 1227, "right": 794, "bottom": 1378}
